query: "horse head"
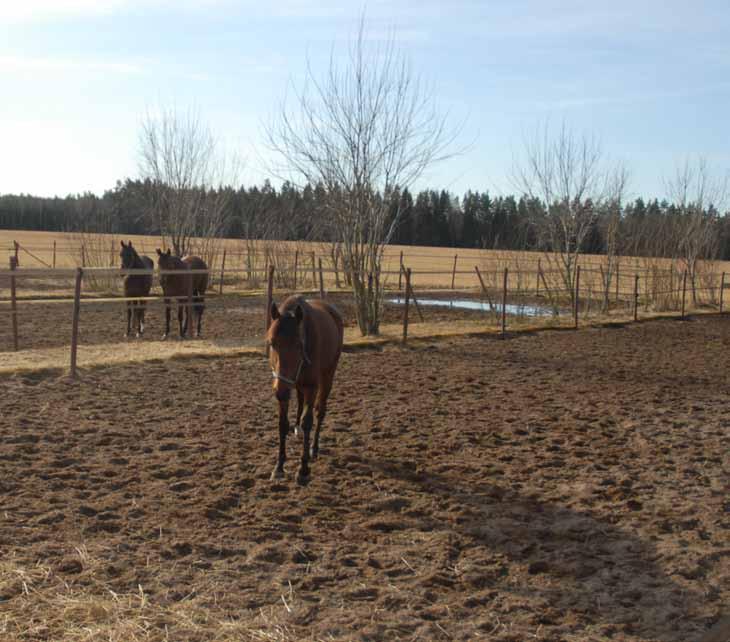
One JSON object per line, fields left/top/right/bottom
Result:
{"left": 120, "top": 240, "right": 139, "bottom": 270}
{"left": 268, "top": 302, "right": 308, "bottom": 401}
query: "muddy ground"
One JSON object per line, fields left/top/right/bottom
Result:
{"left": 1, "top": 316, "right": 729, "bottom": 640}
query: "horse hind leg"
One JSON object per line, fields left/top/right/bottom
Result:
{"left": 297, "top": 387, "right": 316, "bottom": 485}
{"left": 195, "top": 295, "right": 205, "bottom": 338}
{"left": 178, "top": 302, "right": 187, "bottom": 339}
{"left": 126, "top": 302, "right": 132, "bottom": 338}
{"left": 311, "top": 372, "right": 334, "bottom": 460}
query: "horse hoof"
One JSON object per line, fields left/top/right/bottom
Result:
{"left": 293, "top": 425, "right": 300, "bottom": 437}
{"left": 161, "top": 334, "right": 168, "bottom": 341}
{"left": 287, "top": 425, "right": 295, "bottom": 435}
{"left": 296, "top": 468, "right": 310, "bottom": 485}
{"left": 270, "top": 468, "right": 285, "bottom": 481}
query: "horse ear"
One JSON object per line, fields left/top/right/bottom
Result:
{"left": 166, "top": 248, "right": 171, "bottom": 256}
{"left": 128, "top": 240, "right": 133, "bottom": 247}
{"left": 156, "top": 248, "right": 162, "bottom": 256}
{"left": 270, "top": 302, "right": 280, "bottom": 320}
{"left": 295, "top": 305, "right": 304, "bottom": 324}
{"left": 121, "top": 240, "right": 126, "bottom": 248}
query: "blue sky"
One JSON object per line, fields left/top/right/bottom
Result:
{"left": 1, "top": 0, "right": 729, "bottom": 200}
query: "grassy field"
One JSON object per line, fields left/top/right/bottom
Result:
{"left": 4, "top": 229, "right": 730, "bottom": 297}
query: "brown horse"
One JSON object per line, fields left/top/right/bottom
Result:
{"left": 267, "top": 296, "right": 344, "bottom": 484}
{"left": 156, "top": 249, "right": 208, "bottom": 339}
{"left": 120, "top": 241, "right": 153, "bottom": 337}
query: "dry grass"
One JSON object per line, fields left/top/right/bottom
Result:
{"left": 7, "top": 229, "right": 730, "bottom": 295}
{"left": 0, "top": 551, "right": 310, "bottom": 642}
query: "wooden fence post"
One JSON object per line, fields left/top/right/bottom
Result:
{"left": 402, "top": 268, "right": 411, "bottom": 343}
{"left": 720, "top": 272, "right": 726, "bottom": 313}
{"left": 475, "top": 265, "right": 497, "bottom": 319}
{"left": 633, "top": 274, "right": 639, "bottom": 322}
{"left": 218, "top": 249, "right": 227, "bottom": 295}
{"left": 265, "top": 264, "right": 275, "bottom": 357}
{"left": 398, "top": 251, "right": 404, "bottom": 290}
{"left": 501, "top": 267, "right": 508, "bottom": 337}
{"left": 13, "top": 241, "right": 19, "bottom": 264}
{"left": 681, "top": 270, "right": 687, "bottom": 319}
{"left": 81, "top": 244, "right": 86, "bottom": 268}
{"left": 293, "top": 250, "right": 299, "bottom": 290}
{"left": 10, "top": 257, "right": 18, "bottom": 351}
{"left": 52, "top": 241, "right": 57, "bottom": 269}
{"left": 615, "top": 263, "right": 620, "bottom": 302}
{"left": 574, "top": 265, "right": 581, "bottom": 329}
{"left": 451, "top": 254, "right": 458, "bottom": 289}
{"left": 318, "top": 258, "right": 325, "bottom": 298}
{"left": 536, "top": 259, "right": 541, "bottom": 295}
{"left": 311, "top": 252, "right": 316, "bottom": 289}
{"left": 400, "top": 264, "right": 423, "bottom": 321}
{"left": 70, "top": 268, "right": 83, "bottom": 378}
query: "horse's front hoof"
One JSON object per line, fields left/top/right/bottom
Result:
{"left": 296, "top": 468, "right": 310, "bottom": 485}
{"left": 293, "top": 425, "right": 300, "bottom": 437}
{"left": 270, "top": 467, "right": 285, "bottom": 481}
{"left": 161, "top": 333, "right": 168, "bottom": 341}
{"left": 310, "top": 447, "right": 319, "bottom": 461}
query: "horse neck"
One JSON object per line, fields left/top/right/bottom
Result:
{"left": 130, "top": 252, "right": 146, "bottom": 270}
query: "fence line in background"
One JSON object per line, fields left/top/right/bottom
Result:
{"left": 3, "top": 260, "right": 729, "bottom": 377}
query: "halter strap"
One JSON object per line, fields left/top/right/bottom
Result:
{"left": 271, "top": 345, "right": 311, "bottom": 387}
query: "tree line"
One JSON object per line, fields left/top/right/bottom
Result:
{"left": 3, "top": 178, "right": 730, "bottom": 260}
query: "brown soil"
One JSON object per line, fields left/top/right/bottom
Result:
{"left": 1, "top": 316, "right": 729, "bottom": 641}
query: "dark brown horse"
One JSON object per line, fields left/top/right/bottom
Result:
{"left": 267, "top": 296, "right": 344, "bottom": 484}
{"left": 120, "top": 241, "right": 153, "bottom": 337}
{"left": 156, "top": 249, "right": 208, "bottom": 339}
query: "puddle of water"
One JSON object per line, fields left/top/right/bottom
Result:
{"left": 387, "top": 297, "right": 554, "bottom": 317}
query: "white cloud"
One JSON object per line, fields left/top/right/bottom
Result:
{"left": 0, "top": 0, "right": 232, "bottom": 23}
{"left": 0, "top": 55, "right": 142, "bottom": 75}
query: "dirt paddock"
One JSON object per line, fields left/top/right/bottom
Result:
{"left": 1, "top": 316, "right": 729, "bottom": 641}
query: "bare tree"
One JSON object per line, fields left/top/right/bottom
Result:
{"left": 664, "top": 157, "right": 727, "bottom": 304}
{"left": 512, "top": 122, "right": 627, "bottom": 303}
{"left": 601, "top": 164, "right": 630, "bottom": 310}
{"left": 265, "top": 16, "right": 459, "bottom": 335}
{"left": 138, "top": 106, "right": 235, "bottom": 260}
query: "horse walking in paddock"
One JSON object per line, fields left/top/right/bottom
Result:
{"left": 119, "top": 241, "right": 153, "bottom": 338}
{"left": 156, "top": 249, "right": 208, "bottom": 339}
{"left": 267, "top": 296, "right": 344, "bottom": 484}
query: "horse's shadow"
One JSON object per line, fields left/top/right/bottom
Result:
{"left": 366, "top": 456, "right": 709, "bottom": 642}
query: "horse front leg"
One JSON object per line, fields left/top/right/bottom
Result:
{"left": 271, "top": 398, "right": 290, "bottom": 480}
{"left": 297, "top": 387, "right": 316, "bottom": 485}
{"left": 126, "top": 302, "right": 132, "bottom": 337}
{"left": 137, "top": 302, "right": 146, "bottom": 337}
{"left": 292, "top": 389, "right": 304, "bottom": 435}
{"left": 162, "top": 298, "right": 171, "bottom": 340}
{"left": 178, "top": 300, "right": 186, "bottom": 339}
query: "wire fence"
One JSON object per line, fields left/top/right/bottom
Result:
{"left": 1, "top": 255, "right": 727, "bottom": 378}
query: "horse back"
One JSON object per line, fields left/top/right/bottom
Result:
{"left": 280, "top": 296, "right": 343, "bottom": 375}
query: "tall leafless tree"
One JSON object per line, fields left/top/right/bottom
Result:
{"left": 512, "top": 122, "right": 628, "bottom": 303}
{"left": 664, "top": 157, "right": 727, "bottom": 303}
{"left": 265, "top": 16, "right": 459, "bottom": 335}
{"left": 138, "top": 107, "right": 235, "bottom": 262}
